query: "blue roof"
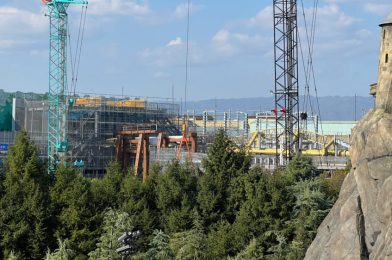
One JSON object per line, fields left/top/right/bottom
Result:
{"left": 380, "top": 12, "right": 392, "bottom": 26}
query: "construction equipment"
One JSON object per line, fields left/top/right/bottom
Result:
{"left": 42, "top": 0, "right": 88, "bottom": 171}
{"left": 115, "top": 129, "right": 157, "bottom": 182}
{"left": 176, "top": 123, "right": 193, "bottom": 163}
{"left": 247, "top": 130, "right": 350, "bottom": 157}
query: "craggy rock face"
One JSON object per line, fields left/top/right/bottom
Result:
{"left": 305, "top": 16, "right": 392, "bottom": 260}
{"left": 305, "top": 109, "right": 392, "bottom": 260}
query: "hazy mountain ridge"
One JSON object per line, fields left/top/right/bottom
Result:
{"left": 186, "top": 96, "right": 374, "bottom": 121}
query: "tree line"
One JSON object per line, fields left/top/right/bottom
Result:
{"left": 0, "top": 130, "right": 348, "bottom": 259}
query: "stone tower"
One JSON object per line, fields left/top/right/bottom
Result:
{"left": 376, "top": 12, "right": 392, "bottom": 112}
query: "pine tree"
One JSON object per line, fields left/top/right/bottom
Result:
{"left": 44, "top": 239, "right": 73, "bottom": 260}
{"left": 206, "top": 220, "right": 234, "bottom": 259}
{"left": 121, "top": 173, "right": 159, "bottom": 251}
{"left": 288, "top": 178, "right": 332, "bottom": 258}
{"left": 156, "top": 161, "right": 198, "bottom": 233}
{"left": 0, "top": 131, "right": 49, "bottom": 259}
{"left": 146, "top": 230, "right": 174, "bottom": 260}
{"left": 265, "top": 231, "right": 289, "bottom": 259}
{"left": 233, "top": 238, "right": 264, "bottom": 260}
{"left": 170, "top": 212, "right": 207, "bottom": 260}
{"left": 286, "top": 154, "right": 316, "bottom": 181}
{"left": 197, "top": 129, "right": 250, "bottom": 226}
{"left": 49, "top": 165, "right": 96, "bottom": 258}
{"left": 88, "top": 209, "right": 133, "bottom": 260}
{"left": 7, "top": 251, "right": 18, "bottom": 260}
{"left": 91, "top": 161, "right": 124, "bottom": 211}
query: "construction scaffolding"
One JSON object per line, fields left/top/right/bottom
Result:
{"left": 3, "top": 97, "right": 352, "bottom": 174}
{"left": 13, "top": 96, "right": 181, "bottom": 176}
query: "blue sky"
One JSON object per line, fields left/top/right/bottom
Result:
{"left": 0, "top": 0, "right": 391, "bottom": 101}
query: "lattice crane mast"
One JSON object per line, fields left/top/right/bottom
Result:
{"left": 42, "top": 0, "right": 88, "bottom": 171}
{"left": 273, "top": 0, "right": 300, "bottom": 165}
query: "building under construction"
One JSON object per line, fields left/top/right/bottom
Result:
{"left": 0, "top": 92, "right": 354, "bottom": 175}
{"left": 11, "top": 96, "right": 180, "bottom": 176}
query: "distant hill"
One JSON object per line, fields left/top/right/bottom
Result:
{"left": 186, "top": 96, "right": 374, "bottom": 121}
{"left": 0, "top": 88, "right": 373, "bottom": 121}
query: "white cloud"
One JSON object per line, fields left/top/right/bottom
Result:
{"left": 141, "top": 29, "right": 268, "bottom": 67}
{"left": 87, "top": 0, "right": 150, "bottom": 16}
{"left": 140, "top": 41, "right": 205, "bottom": 67}
{"left": 86, "top": 1, "right": 203, "bottom": 26}
{"left": 0, "top": 39, "right": 18, "bottom": 48}
{"left": 140, "top": 46, "right": 183, "bottom": 67}
{"left": 364, "top": 3, "right": 392, "bottom": 15}
{"left": 0, "top": 6, "right": 46, "bottom": 34}
{"left": 212, "top": 29, "right": 268, "bottom": 57}
{"left": 212, "top": 30, "right": 234, "bottom": 55}
{"left": 295, "top": 3, "right": 377, "bottom": 59}
{"left": 173, "top": 3, "right": 204, "bottom": 19}
{"left": 0, "top": 6, "right": 46, "bottom": 53}
{"left": 247, "top": 5, "right": 273, "bottom": 28}
{"left": 167, "top": 37, "right": 183, "bottom": 47}
{"left": 140, "top": 2, "right": 375, "bottom": 71}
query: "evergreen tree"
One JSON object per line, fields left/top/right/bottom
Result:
{"left": 44, "top": 239, "right": 73, "bottom": 260}
{"left": 156, "top": 161, "right": 198, "bottom": 233}
{"left": 88, "top": 209, "right": 134, "bottom": 260}
{"left": 286, "top": 154, "right": 316, "bottom": 181}
{"left": 146, "top": 230, "right": 174, "bottom": 260}
{"left": 7, "top": 251, "right": 18, "bottom": 260}
{"left": 170, "top": 212, "right": 207, "bottom": 260}
{"left": 49, "top": 165, "right": 96, "bottom": 258}
{"left": 287, "top": 179, "right": 332, "bottom": 258}
{"left": 121, "top": 172, "right": 159, "bottom": 251}
{"left": 231, "top": 167, "right": 294, "bottom": 254}
{"left": 206, "top": 220, "right": 235, "bottom": 258}
{"left": 320, "top": 169, "right": 348, "bottom": 200}
{"left": 233, "top": 238, "right": 264, "bottom": 260}
{"left": 91, "top": 161, "right": 124, "bottom": 211}
{"left": 264, "top": 231, "right": 289, "bottom": 259}
{"left": 197, "top": 129, "right": 250, "bottom": 226}
{"left": 0, "top": 131, "right": 49, "bottom": 259}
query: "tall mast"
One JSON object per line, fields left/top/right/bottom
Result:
{"left": 43, "top": 0, "right": 87, "bottom": 171}
{"left": 273, "top": 0, "right": 300, "bottom": 165}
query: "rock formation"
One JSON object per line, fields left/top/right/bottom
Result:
{"left": 305, "top": 13, "right": 392, "bottom": 260}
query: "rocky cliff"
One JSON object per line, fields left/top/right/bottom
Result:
{"left": 305, "top": 108, "right": 392, "bottom": 259}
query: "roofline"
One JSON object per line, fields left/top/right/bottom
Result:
{"left": 380, "top": 22, "right": 392, "bottom": 27}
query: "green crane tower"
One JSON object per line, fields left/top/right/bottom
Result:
{"left": 42, "top": 0, "right": 87, "bottom": 171}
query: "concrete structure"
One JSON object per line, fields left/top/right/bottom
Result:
{"left": 375, "top": 13, "right": 392, "bottom": 112}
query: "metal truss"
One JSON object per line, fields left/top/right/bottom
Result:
{"left": 273, "top": 0, "right": 300, "bottom": 165}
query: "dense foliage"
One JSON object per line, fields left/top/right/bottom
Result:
{"left": 0, "top": 130, "right": 347, "bottom": 259}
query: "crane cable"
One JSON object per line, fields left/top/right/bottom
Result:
{"left": 299, "top": 0, "right": 323, "bottom": 135}
{"left": 68, "top": 4, "right": 88, "bottom": 96}
{"left": 299, "top": 0, "right": 315, "bottom": 115}
{"left": 299, "top": 0, "right": 328, "bottom": 165}
{"left": 184, "top": 0, "right": 190, "bottom": 120}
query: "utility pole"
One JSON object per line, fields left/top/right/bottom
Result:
{"left": 273, "top": 0, "right": 300, "bottom": 165}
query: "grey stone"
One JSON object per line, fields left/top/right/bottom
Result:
{"left": 306, "top": 18, "right": 392, "bottom": 260}
{"left": 305, "top": 109, "right": 392, "bottom": 260}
